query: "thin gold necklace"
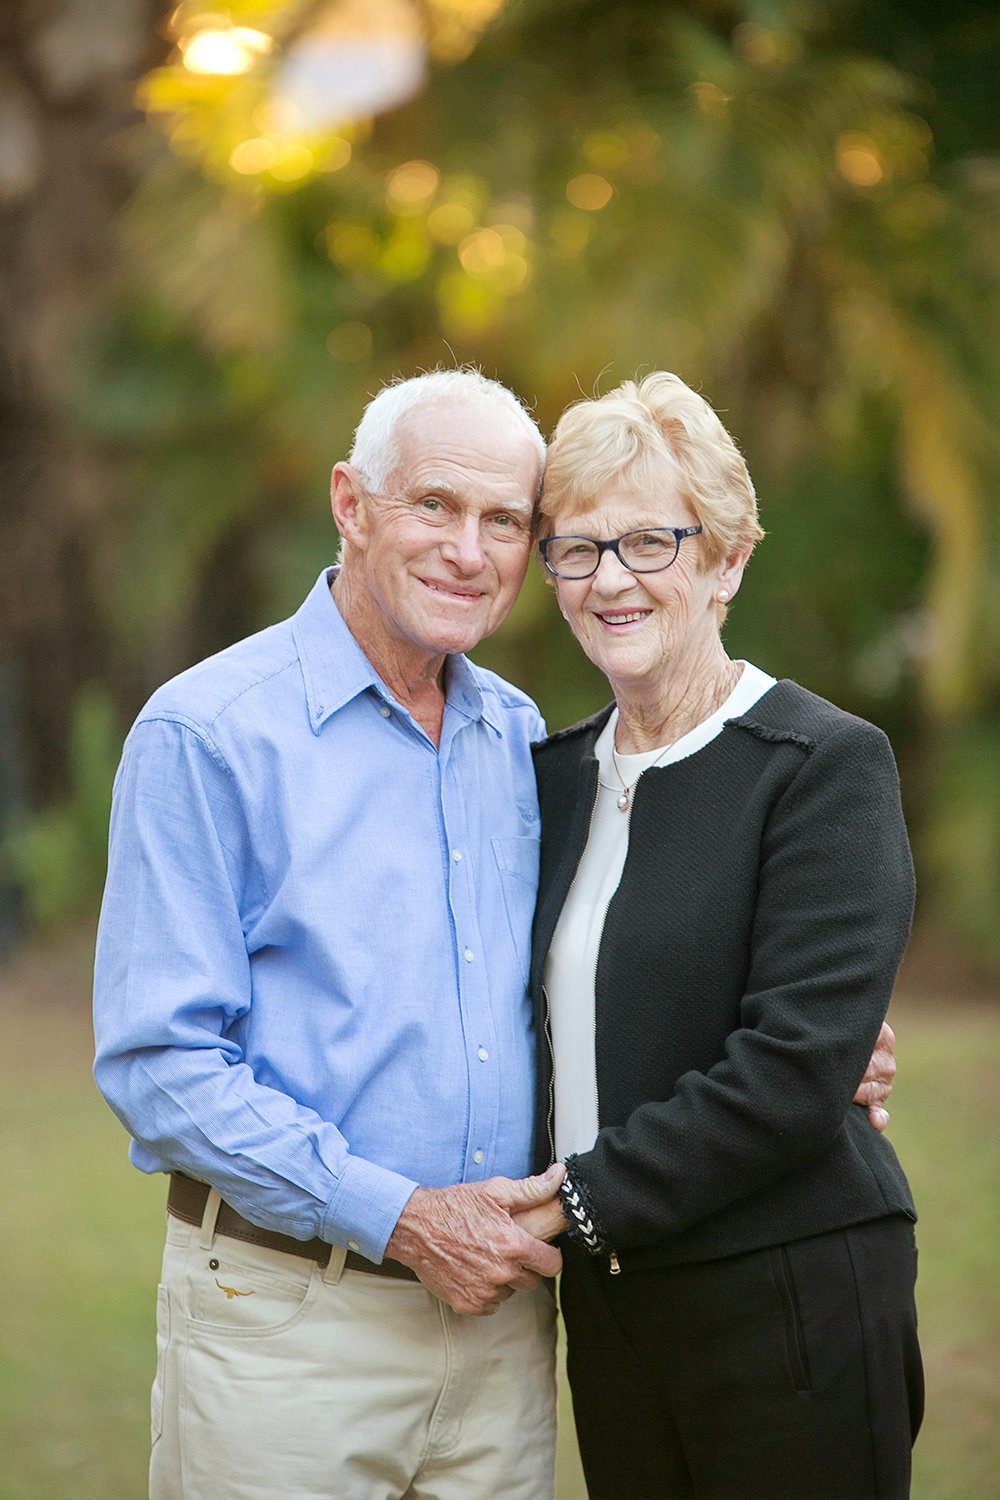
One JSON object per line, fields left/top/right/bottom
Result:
{"left": 607, "top": 661, "right": 743, "bottom": 811}
{"left": 608, "top": 740, "right": 676, "bottom": 812}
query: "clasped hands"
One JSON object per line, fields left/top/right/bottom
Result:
{"left": 385, "top": 1020, "right": 897, "bottom": 1317}
{"left": 385, "top": 1161, "right": 568, "bottom": 1316}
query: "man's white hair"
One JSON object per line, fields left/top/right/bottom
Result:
{"left": 348, "top": 368, "right": 546, "bottom": 492}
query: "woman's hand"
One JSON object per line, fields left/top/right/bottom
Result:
{"left": 512, "top": 1188, "right": 570, "bottom": 1243}
{"left": 854, "top": 1020, "right": 897, "bottom": 1131}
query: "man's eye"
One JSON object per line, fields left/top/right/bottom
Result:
{"left": 486, "top": 512, "right": 529, "bottom": 537}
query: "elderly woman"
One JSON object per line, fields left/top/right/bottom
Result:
{"left": 522, "top": 373, "right": 922, "bottom": 1499}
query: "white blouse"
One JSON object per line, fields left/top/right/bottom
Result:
{"left": 545, "top": 662, "right": 777, "bottom": 1161}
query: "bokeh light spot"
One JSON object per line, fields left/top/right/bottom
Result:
{"left": 269, "top": 143, "right": 314, "bottom": 181}
{"left": 427, "top": 201, "right": 477, "bottom": 243}
{"left": 565, "top": 174, "right": 614, "bottom": 211}
{"left": 836, "top": 134, "right": 885, "bottom": 187}
{"left": 229, "top": 138, "right": 278, "bottom": 175}
{"left": 458, "top": 227, "right": 506, "bottom": 275}
{"left": 183, "top": 27, "right": 272, "bottom": 76}
{"left": 386, "top": 160, "right": 440, "bottom": 211}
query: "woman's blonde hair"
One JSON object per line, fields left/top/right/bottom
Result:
{"left": 539, "top": 372, "right": 764, "bottom": 568}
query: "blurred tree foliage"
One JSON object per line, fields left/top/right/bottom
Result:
{"left": 2, "top": 0, "right": 1000, "bottom": 964}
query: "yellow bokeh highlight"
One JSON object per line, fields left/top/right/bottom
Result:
{"left": 386, "top": 160, "right": 441, "bottom": 212}
{"left": 229, "top": 137, "right": 278, "bottom": 174}
{"left": 317, "top": 137, "right": 352, "bottom": 173}
{"left": 427, "top": 200, "right": 477, "bottom": 243}
{"left": 426, "top": 0, "right": 505, "bottom": 63}
{"left": 182, "top": 27, "right": 272, "bottom": 76}
{"left": 565, "top": 174, "right": 614, "bottom": 212}
{"left": 430, "top": 0, "right": 505, "bottom": 21}
{"left": 253, "top": 98, "right": 304, "bottom": 136}
{"left": 836, "top": 134, "right": 885, "bottom": 188}
{"left": 458, "top": 227, "right": 506, "bottom": 274}
{"left": 269, "top": 143, "right": 315, "bottom": 181}
{"left": 489, "top": 198, "right": 533, "bottom": 234}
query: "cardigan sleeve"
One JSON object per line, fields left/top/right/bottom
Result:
{"left": 565, "top": 717, "right": 915, "bottom": 1251}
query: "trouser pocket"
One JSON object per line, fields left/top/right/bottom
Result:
{"left": 771, "top": 1243, "right": 813, "bottom": 1393}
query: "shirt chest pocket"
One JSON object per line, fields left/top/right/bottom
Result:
{"left": 491, "top": 834, "right": 540, "bottom": 988}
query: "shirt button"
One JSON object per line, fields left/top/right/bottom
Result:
{"left": 477, "top": 1047, "right": 488, "bottom": 1061}
{"left": 379, "top": 704, "right": 391, "bottom": 718}
{"left": 347, "top": 1240, "right": 360, "bottom": 1252}
{"left": 473, "top": 1150, "right": 484, "bottom": 1165}
{"left": 452, "top": 849, "right": 462, "bottom": 862}
{"left": 464, "top": 949, "right": 474, "bottom": 962}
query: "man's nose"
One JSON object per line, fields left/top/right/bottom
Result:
{"left": 441, "top": 514, "right": 487, "bottom": 571}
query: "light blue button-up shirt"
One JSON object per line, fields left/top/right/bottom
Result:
{"left": 93, "top": 570, "right": 544, "bottom": 1262}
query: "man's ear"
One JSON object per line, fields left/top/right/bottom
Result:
{"left": 330, "top": 463, "right": 368, "bottom": 547}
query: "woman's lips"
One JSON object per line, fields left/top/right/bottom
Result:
{"left": 594, "top": 609, "right": 651, "bottom": 627}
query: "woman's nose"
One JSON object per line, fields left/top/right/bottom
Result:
{"left": 590, "top": 545, "right": 634, "bottom": 592}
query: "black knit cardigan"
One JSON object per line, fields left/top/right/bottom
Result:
{"left": 529, "top": 679, "right": 917, "bottom": 1273}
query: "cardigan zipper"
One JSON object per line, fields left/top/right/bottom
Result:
{"left": 541, "top": 984, "right": 555, "bottom": 1165}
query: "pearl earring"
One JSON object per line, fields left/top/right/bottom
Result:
{"left": 718, "top": 589, "right": 730, "bottom": 603}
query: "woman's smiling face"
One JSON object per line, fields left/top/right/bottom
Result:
{"left": 550, "top": 485, "right": 744, "bottom": 694}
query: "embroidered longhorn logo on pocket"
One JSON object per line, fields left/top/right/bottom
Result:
{"left": 215, "top": 1278, "right": 255, "bottom": 1299}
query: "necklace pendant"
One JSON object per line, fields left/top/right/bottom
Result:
{"left": 616, "top": 789, "right": 630, "bottom": 812}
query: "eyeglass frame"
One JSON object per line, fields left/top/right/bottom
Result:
{"left": 537, "top": 525, "right": 704, "bottom": 579}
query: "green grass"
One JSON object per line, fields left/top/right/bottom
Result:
{"left": 0, "top": 938, "right": 996, "bottom": 1498}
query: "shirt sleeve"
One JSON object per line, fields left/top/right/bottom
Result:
{"left": 93, "top": 715, "right": 417, "bottom": 1263}
{"left": 568, "top": 718, "right": 915, "bottom": 1249}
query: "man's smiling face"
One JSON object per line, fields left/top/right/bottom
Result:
{"left": 347, "top": 396, "right": 541, "bottom": 665}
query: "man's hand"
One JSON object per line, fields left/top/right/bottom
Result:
{"left": 854, "top": 1020, "right": 897, "bottom": 1131}
{"left": 385, "top": 1163, "right": 566, "bottom": 1316}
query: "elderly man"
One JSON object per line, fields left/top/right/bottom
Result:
{"left": 94, "top": 369, "right": 565, "bottom": 1500}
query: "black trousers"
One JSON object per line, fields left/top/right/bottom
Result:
{"left": 560, "top": 1216, "right": 923, "bottom": 1500}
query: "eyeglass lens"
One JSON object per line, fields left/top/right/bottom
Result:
{"left": 545, "top": 530, "right": 679, "bottom": 577}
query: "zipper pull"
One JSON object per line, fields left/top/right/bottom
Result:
{"left": 609, "top": 1250, "right": 621, "bottom": 1275}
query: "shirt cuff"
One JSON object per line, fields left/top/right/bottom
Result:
{"left": 322, "top": 1155, "right": 419, "bottom": 1264}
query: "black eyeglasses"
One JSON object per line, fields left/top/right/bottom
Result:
{"left": 538, "top": 526, "right": 703, "bottom": 579}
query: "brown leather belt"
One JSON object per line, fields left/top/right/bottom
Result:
{"left": 166, "top": 1172, "right": 419, "bottom": 1282}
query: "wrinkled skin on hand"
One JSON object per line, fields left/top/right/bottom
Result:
{"left": 854, "top": 1019, "right": 897, "bottom": 1131}
{"left": 385, "top": 1163, "right": 565, "bottom": 1316}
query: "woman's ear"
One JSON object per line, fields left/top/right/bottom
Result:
{"left": 716, "top": 544, "right": 753, "bottom": 603}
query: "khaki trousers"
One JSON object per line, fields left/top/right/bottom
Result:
{"left": 151, "top": 1205, "right": 558, "bottom": 1500}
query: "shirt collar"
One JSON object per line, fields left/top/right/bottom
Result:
{"left": 292, "top": 569, "right": 495, "bottom": 735}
